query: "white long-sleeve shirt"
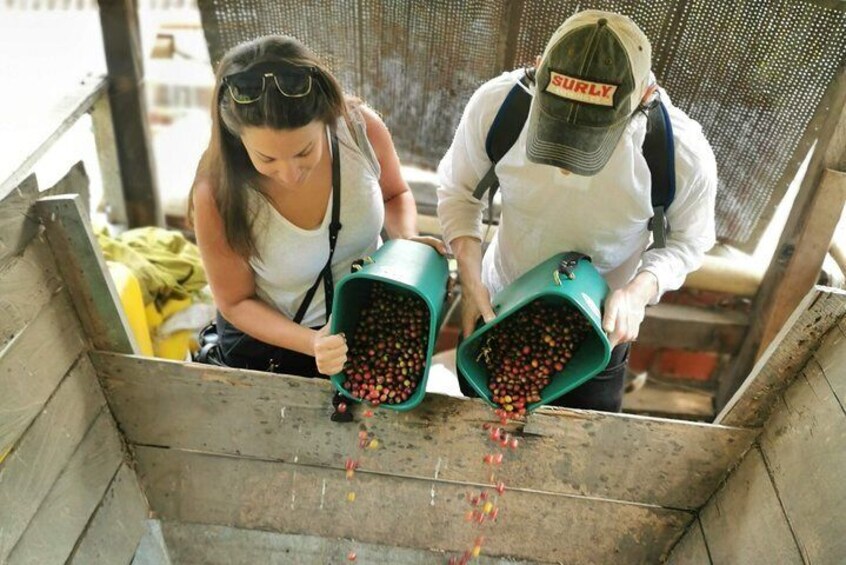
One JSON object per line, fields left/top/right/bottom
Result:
{"left": 437, "top": 70, "right": 717, "bottom": 302}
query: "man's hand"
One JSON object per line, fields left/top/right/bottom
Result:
{"left": 407, "top": 235, "right": 448, "bottom": 255}
{"left": 602, "top": 272, "right": 658, "bottom": 347}
{"left": 461, "top": 279, "right": 496, "bottom": 338}
{"left": 312, "top": 319, "right": 348, "bottom": 375}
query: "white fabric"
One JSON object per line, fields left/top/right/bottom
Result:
{"left": 248, "top": 113, "right": 383, "bottom": 327}
{"left": 437, "top": 70, "right": 717, "bottom": 302}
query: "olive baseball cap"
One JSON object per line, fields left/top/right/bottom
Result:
{"left": 526, "top": 10, "right": 652, "bottom": 175}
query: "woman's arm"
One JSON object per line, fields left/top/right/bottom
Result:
{"left": 192, "top": 176, "right": 346, "bottom": 373}
{"left": 358, "top": 106, "right": 446, "bottom": 254}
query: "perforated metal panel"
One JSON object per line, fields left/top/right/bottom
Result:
{"left": 198, "top": 0, "right": 846, "bottom": 251}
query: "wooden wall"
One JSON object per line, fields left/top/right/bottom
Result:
{"left": 667, "top": 307, "right": 846, "bottom": 564}
{"left": 94, "top": 349, "right": 761, "bottom": 564}
{"left": 0, "top": 166, "right": 148, "bottom": 564}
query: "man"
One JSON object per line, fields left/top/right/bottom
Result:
{"left": 437, "top": 10, "right": 716, "bottom": 412}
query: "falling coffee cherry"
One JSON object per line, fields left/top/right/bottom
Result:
{"left": 347, "top": 551, "right": 357, "bottom": 561}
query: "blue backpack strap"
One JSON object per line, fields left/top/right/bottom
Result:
{"left": 642, "top": 98, "right": 676, "bottom": 249}
{"left": 472, "top": 71, "right": 533, "bottom": 201}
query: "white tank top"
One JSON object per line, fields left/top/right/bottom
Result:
{"left": 246, "top": 112, "right": 384, "bottom": 328}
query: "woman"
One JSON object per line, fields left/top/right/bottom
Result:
{"left": 190, "top": 35, "right": 443, "bottom": 379}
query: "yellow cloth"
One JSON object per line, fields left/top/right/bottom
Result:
{"left": 97, "top": 227, "right": 206, "bottom": 306}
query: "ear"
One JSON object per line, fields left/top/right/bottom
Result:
{"left": 534, "top": 55, "right": 542, "bottom": 67}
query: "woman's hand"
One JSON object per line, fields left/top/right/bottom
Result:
{"left": 407, "top": 235, "right": 447, "bottom": 255}
{"left": 312, "top": 321, "right": 348, "bottom": 375}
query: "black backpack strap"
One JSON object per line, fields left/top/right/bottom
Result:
{"left": 642, "top": 98, "right": 676, "bottom": 249}
{"left": 293, "top": 132, "right": 342, "bottom": 325}
{"left": 472, "top": 70, "right": 534, "bottom": 203}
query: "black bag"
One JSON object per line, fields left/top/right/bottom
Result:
{"left": 194, "top": 132, "right": 342, "bottom": 368}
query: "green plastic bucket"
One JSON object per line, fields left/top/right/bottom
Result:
{"left": 457, "top": 252, "right": 612, "bottom": 411}
{"left": 330, "top": 239, "right": 449, "bottom": 411}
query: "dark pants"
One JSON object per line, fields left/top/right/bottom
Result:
{"left": 456, "top": 334, "right": 630, "bottom": 413}
{"left": 216, "top": 313, "right": 322, "bottom": 378}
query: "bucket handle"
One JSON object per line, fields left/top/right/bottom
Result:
{"left": 553, "top": 252, "right": 592, "bottom": 284}
{"left": 351, "top": 256, "right": 376, "bottom": 272}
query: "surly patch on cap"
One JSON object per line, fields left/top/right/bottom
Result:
{"left": 545, "top": 71, "right": 617, "bottom": 107}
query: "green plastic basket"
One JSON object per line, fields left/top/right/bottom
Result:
{"left": 330, "top": 239, "right": 449, "bottom": 411}
{"left": 457, "top": 252, "right": 612, "bottom": 411}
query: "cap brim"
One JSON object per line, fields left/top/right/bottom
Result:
{"left": 526, "top": 99, "right": 627, "bottom": 176}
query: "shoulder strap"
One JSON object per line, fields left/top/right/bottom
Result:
{"left": 472, "top": 71, "right": 533, "bottom": 202}
{"left": 293, "top": 132, "right": 342, "bottom": 325}
{"left": 642, "top": 98, "right": 676, "bottom": 249}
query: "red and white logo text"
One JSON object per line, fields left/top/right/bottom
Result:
{"left": 545, "top": 71, "right": 617, "bottom": 107}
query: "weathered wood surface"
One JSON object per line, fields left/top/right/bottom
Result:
{"left": 622, "top": 380, "right": 714, "bottom": 421}
{"left": 160, "top": 521, "right": 541, "bottom": 565}
{"left": 0, "top": 357, "right": 106, "bottom": 563}
{"left": 638, "top": 303, "right": 747, "bottom": 353}
{"left": 0, "top": 159, "right": 91, "bottom": 268}
{"left": 720, "top": 71, "right": 846, "bottom": 410}
{"left": 0, "top": 75, "right": 107, "bottom": 200}
{"left": 0, "top": 293, "right": 87, "bottom": 461}
{"left": 666, "top": 518, "right": 711, "bottom": 565}
{"left": 135, "top": 446, "right": 691, "bottom": 565}
{"left": 818, "top": 319, "right": 846, "bottom": 409}
{"left": 0, "top": 237, "right": 63, "bottom": 350}
{"left": 760, "top": 357, "right": 846, "bottom": 563}
{"left": 93, "top": 352, "right": 757, "bottom": 511}
{"left": 0, "top": 174, "right": 39, "bottom": 266}
{"left": 7, "top": 410, "right": 124, "bottom": 565}
{"left": 698, "top": 448, "right": 803, "bottom": 565}
{"left": 716, "top": 287, "right": 846, "bottom": 428}
{"left": 90, "top": 92, "right": 129, "bottom": 226}
{"left": 36, "top": 194, "right": 138, "bottom": 354}
{"left": 69, "top": 463, "right": 149, "bottom": 564}
{"left": 98, "top": 0, "right": 163, "bottom": 227}
{"left": 131, "top": 520, "right": 173, "bottom": 565}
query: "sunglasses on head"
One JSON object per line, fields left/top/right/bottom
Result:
{"left": 222, "top": 64, "right": 317, "bottom": 104}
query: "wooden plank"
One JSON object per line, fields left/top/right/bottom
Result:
{"left": 622, "top": 380, "right": 714, "bottom": 421}
{"left": 815, "top": 320, "right": 846, "bottom": 410}
{"left": 160, "top": 521, "right": 541, "bottom": 565}
{"left": 0, "top": 175, "right": 40, "bottom": 266}
{"left": 135, "top": 446, "right": 691, "bottom": 565}
{"left": 638, "top": 303, "right": 747, "bottom": 353}
{"left": 0, "top": 356, "right": 106, "bottom": 563}
{"left": 0, "top": 163, "right": 90, "bottom": 268}
{"left": 90, "top": 92, "right": 129, "bottom": 226}
{"left": 0, "top": 237, "right": 64, "bottom": 351}
{"left": 98, "top": 0, "right": 163, "bottom": 227}
{"left": 758, "top": 169, "right": 846, "bottom": 355}
{"left": 699, "top": 448, "right": 803, "bottom": 565}
{"left": 0, "top": 293, "right": 87, "bottom": 461}
{"left": 7, "top": 410, "right": 124, "bottom": 565}
{"left": 92, "top": 352, "right": 758, "bottom": 510}
{"left": 70, "top": 463, "right": 149, "bottom": 564}
{"left": 720, "top": 69, "right": 846, "bottom": 410}
{"left": 716, "top": 287, "right": 846, "bottom": 428}
{"left": 0, "top": 75, "right": 107, "bottom": 200}
{"left": 131, "top": 520, "right": 173, "bottom": 565}
{"left": 666, "top": 518, "right": 711, "bottom": 565}
{"left": 36, "top": 194, "right": 138, "bottom": 354}
{"left": 760, "top": 358, "right": 846, "bottom": 563}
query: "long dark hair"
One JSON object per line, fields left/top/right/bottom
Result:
{"left": 189, "top": 35, "right": 352, "bottom": 259}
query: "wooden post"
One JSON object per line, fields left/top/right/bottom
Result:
{"left": 717, "top": 68, "right": 846, "bottom": 411}
{"left": 98, "top": 0, "right": 163, "bottom": 228}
